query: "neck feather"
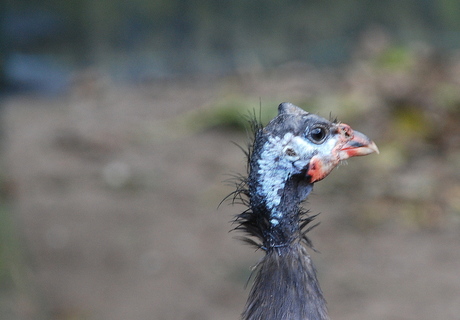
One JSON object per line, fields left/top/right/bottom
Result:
{"left": 248, "top": 133, "right": 313, "bottom": 248}
{"left": 243, "top": 244, "right": 329, "bottom": 320}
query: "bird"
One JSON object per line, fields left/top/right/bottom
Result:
{"left": 229, "top": 102, "right": 378, "bottom": 320}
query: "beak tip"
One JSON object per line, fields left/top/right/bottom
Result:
{"left": 339, "top": 131, "right": 379, "bottom": 159}
{"left": 369, "top": 141, "right": 380, "bottom": 155}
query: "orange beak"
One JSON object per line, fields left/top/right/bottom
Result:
{"left": 338, "top": 130, "right": 379, "bottom": 160}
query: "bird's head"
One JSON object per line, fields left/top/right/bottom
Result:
{"left": 252, "top": 102, "right": 378, "bottom": 214}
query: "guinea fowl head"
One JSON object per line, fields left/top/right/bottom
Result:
{"left": 234, "top": 102, "right": 378, "bottom": 320}
{"left": 247, "top": 102, "right": 378, "bottom": 248}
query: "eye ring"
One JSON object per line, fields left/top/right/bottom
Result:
{"left": 307, "top": 125, "right": 329, "bottom": 144}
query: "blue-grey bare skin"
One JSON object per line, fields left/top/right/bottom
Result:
{"left": 231, "top": 103, "right": 378, "bottom": 320}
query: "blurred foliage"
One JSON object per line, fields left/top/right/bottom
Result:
{"left": 181, "top": 97, "right": 278, "bottom": 132}
{"left": 390, "top": 104, "right": 434, "bottom": 144}
{"left": 4, "top": 0, "right": 460, "bottom": 79}
{"left": 375, "top": 46, "right": 415, "bottom": 72}
{"left": 435, "top": 83, "right": 460, "bottom": 111}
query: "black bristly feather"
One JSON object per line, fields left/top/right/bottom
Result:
{"left": 328, "top": 112, "right": 339, "bottom": 124}
{"left": 223, "top": 110, "right": 262, "bottom": 242}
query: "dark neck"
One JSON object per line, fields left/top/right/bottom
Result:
{"left": 250, "top": 170, "right": 313, "bottom": 248}
{"left": 242, "top": 244, "right": 329, "bottom": 320}
{"left": 242, "top": 164, "right": 329, "bottom": 319}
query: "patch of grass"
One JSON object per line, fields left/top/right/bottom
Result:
{"left": 374, "top": 45, "right": 415, "bottom": 72}
{"left": 183, "top": 97, "right": 279, "bottom": 132}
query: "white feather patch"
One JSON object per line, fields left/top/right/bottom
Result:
{"left": 257, "top": 133, "right": 318, "bottom": 222}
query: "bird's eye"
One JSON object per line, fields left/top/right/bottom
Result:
{"left": 308, "top": 125, "right": 328, "bottom": 144}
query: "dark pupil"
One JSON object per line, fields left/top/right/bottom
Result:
{"left": 311, "top": 127, "right": 325, "bottom": 141}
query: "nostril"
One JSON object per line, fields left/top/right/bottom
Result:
{"left": 339, "top": 124, "right": 353, "bottom": 138}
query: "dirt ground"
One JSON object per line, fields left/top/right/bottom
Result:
{"left": 3, "top": 68, "right": 460, "bottom": 320}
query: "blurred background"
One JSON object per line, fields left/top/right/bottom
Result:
{"left": 1, "top": 1, "right": 460, "bottom": 319}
